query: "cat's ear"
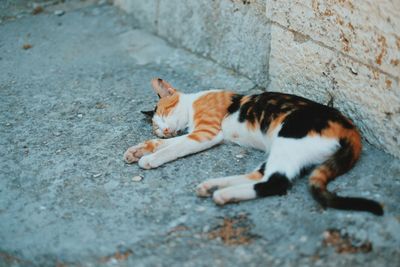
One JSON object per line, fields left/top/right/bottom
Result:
{"left": 141, "top": 110, "right": 155, "bottom": 118}
{"left": 151, "top": 78, "right": 177, "bottom": 98}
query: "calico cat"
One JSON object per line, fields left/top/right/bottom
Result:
{"left": 124, "top": 78, "right": 384, "bottom": 216}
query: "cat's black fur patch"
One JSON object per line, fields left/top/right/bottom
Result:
{"left": 229, "top": 92, "right": 354, "bottom": 138}
{"left": 316, "top": 138, "right": 355, "bottom": 180}
{"left": 257, "top": 162, "right": 266, "bottom": 176}
{"left": 299, "top": 164, "right": 315, "bottom": 177}
{"left": 227, "top": 94, "right": 243, "bottom": 114}
{"left": 310, "top": 186, "right": 384, "bottom": 216}
{"left": 141, "top": 110, "right": 155, "bottom": 117}
{"left": 332, "top": 138, "right": 355, "bottom": 174}
{"left": 237, "top": 93, "right": 292, "bottom": 132}
{"left": 278, "top": 105, "right": 354, "bottom": 139}
{"left": 254, "top": 172, "right": 292, "bottom": 197}
{"left": 141, "top": 105, "right": 158, "bottom": 123}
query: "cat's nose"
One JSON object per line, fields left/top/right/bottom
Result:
{"left": 163, "top": 128, "right": 170, "bottom": 135}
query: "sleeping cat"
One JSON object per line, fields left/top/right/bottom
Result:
{"left": 124, "top": 78, "right": 384, "bottom": 216}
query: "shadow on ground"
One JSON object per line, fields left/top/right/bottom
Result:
{"left": 0, "top": 1, "right": 399, "bottom": 266}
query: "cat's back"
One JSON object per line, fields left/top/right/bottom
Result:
{"left": 222, "top": 91, "right": 359, "bottom": 151}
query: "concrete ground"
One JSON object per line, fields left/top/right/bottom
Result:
{"left": 0, "top": 1, "right": 399, "bottom": 266}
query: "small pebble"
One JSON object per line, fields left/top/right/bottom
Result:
{"left": 196, "top": 206, "right": 206, "bottom": 212}
{"left": 54, "top": 10, "right": 65, "bottom": 16}
{"left": 32, "top": 6, "right": 44, "bottom": 15}
{"left": 299, "top": 235, "right": 308, "bottom": 242}
{"left": 109, "top": 258, "right": 118, "bottom": 265}
{"left": 132, "top": 175, "right": 143, "bottom": 182}
{"left": 93, "top": 173, "right": 102, "bottom": 178}
{"left": 235, "top": 154, "right": 244, "bottom": 159}
{"left": 202, "top": 225, "right": 210, "bottom": 233}
{"left": 77, "top": 113, "right": 83, "bottom": 118}
{"left": 22, "top": 44, "right": 33, "bottom": 50}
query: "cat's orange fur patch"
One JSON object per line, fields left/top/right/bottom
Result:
{"left": 156, "top": 93, "right": 180, "bottom": 116}
{"left": 189, "top": 91, "right": 234, "bottom": 142}
{"left": 309, "top": 166, "right": 332, "bottom": 189}
{"left": 143, "top": 140, "right": 162, "bottom": 153}
{"left": 246, "top": 171, "right": 263, "bottom": 181}
{"left": 266, "top": 114, "right": 287, "bottom": 136}
{"left": 308, "top": 121, "right": 362, "bottom": 190}
{"left": 314, "top": 120, "right": 362, "bottom": 164}
{"left": 246, "top": 121, "right": 257, "bottom": 131}
{"left": 240, "top": 95, "right": 252, "bottom": 105}
{"left": 346, "top": 130, "right": 362, "bottom": 163}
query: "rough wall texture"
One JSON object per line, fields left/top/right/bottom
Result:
{"left": 267, "top": 0, "right": 400, "bottom": 158}
{"left": 114, "top": 0, "right": 271, "bottom": 86}
{"left": 114, "top": 0, "right": 400, "bottom": 158}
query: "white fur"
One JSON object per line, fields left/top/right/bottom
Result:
{"left": 221, "top": 112, "right": 267, "bottom": 150}
{"left": 213, "top": 184, "right": 257, "bottom": 205}
{"left": 206, "top": 135, "right": 340, "bottom": 205}
{"left": 197, "top": 173, "right": 258, "bottom": 197}
{"left": 263, "top": 136, "right": 339, "bottom": 180}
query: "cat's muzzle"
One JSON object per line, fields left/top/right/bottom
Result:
{"left": 153, "top": 124, "right": 180, "bottom": 138}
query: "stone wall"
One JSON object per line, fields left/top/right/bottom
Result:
{"left": 267, "top": 0, "right": 400, "bottom": 158}
{"left": 114, "top": 0, "right": 271, "bottom": 86}
{"left": 114, "top": 0, "right": 400, "bottom": 158}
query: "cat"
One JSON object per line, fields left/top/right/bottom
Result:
{"left": 124, "top": 78, "right": 384, "bottom": 216}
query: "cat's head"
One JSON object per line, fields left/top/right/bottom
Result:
{"left": 141, "top": 78, "right": 186, "bottom": 138}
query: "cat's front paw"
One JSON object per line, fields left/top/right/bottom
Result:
{"left": 124, "top": 144, "right": 146, "bottom": 163}
{"left": 196, "top": 182, "right": 213, "bottom": 197}
{"left": 138, "top": 155, "right": 161, "bottom": 169}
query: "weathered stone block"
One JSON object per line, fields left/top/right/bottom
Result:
{"left": 157, "top": 0, "right": 215, "bottom": 57}
{"left": 269, "top": 25, "right": 400, "bottom": 157}
{"left": 266, "top": 0, "right": 400, "bottom": 79}
{"left": 115, "top": 0, "right": 271, "bottom": 86}
{"left": 211, "top": 0, "right": 270, "bottom": 86}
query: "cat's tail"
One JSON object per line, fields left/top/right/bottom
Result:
{"left": 309, "top": 136, "right": 384, "bottom": 216}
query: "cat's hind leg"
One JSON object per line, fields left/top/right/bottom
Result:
{"left": 212, "top": 171, "right": 293, "bottom": 205}
{"left": 212, "top": 136, "right": 339, "bottom": 205}
{"left": 196, "top": 163, "right": 266, "bottom": 197}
